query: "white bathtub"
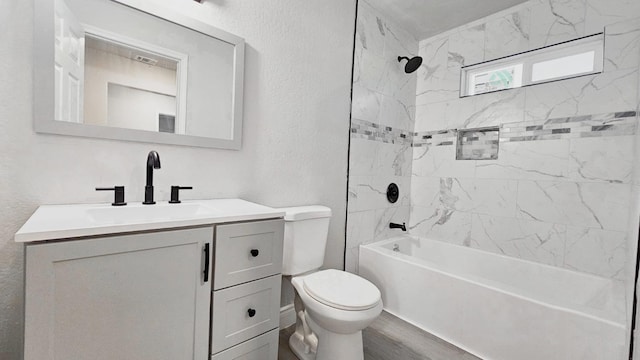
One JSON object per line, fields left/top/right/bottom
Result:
{"left": 358, "top": 235, "right": 627, "bottom": 360}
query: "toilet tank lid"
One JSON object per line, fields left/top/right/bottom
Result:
{"left": 278, "top": 205, "right": 332, "bottom": 221}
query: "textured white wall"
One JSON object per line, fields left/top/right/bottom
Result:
{"left": 0, "top": 0, "right": 356, "bottom": 358}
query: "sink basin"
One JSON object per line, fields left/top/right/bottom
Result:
{"left": 15, "top": 199, "right": 286, "bottom": 243}
{"left": 86, "top": 203, "right": 220, "bottom": 224}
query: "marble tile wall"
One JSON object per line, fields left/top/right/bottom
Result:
{"left": 628, "top": 38, "right": 640, "bottom": 337}
{"left": 410, "top": 2, "right": 640, "bottom": 281}
{"left": 347, "top": 1, "right": 418, "bottom": 272}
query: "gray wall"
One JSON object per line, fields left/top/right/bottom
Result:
{"left": 0, "top": 0, "right": 356, "bottom": 358}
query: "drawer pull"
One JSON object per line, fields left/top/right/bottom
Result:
{"left": 250, "top": 249, "right": 259, "bottom": 257}
{"left": 247, "top": 308, "right": 256, "bottom": 318}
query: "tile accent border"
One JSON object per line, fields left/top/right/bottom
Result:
{"left": 412, "top": 129, "right": 457, "bottom": 147}
{"left": 501, "top": 111, "right": 637, "bottom": 142}
{"left": 350, "top": 119, "right": 412, "bottom": 145}
{"left": 351, "top": 111, "right": 637, "bottom": 147}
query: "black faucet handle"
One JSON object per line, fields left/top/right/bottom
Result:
{"left": 169, "top": 186, "right": 193, "bottom": 204}
{"left": 96, "top": 186, "right": 127, "bottom": 206}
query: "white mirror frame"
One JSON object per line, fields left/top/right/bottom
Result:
{"left": 34, "top": 0, "right": 245, "bottom": 149}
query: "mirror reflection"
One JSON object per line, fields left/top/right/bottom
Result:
{"left": 84, "top": 34, "right": 181, "bottom": 133}
{"left": 52, "top": 0, "right": 241, "bottom": 142}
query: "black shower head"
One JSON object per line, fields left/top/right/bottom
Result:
{"left": 397, "top": 56, "right": 423, "bottom": 74}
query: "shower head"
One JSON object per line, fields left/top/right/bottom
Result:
{"left": 398, "top": 56, "right": 423, "bottom": 74}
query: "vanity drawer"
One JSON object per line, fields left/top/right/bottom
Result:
{"left": 211, "top": 274, "right": 281, "bottom": 353}
{"left": 211, "top": 329, "right": 278, "bottom": 360}
{"left": 214, "top": 219, "right": 284, "bottom": 289}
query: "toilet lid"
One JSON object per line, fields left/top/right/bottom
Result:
{"left": 303, "top": 269, "right": 381, "bottom": 311}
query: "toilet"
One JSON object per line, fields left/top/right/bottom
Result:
{"left": 279, "top": 205, "right": 383, "bottom": 360}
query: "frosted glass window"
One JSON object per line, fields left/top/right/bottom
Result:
{"left": 531, "top": 51, "right": 595, "bottom": 82}
{"left": 461, "top": 33, "right": 603, "bottom": 97}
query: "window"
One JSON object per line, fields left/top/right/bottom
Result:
{"left": 461, "top": 33, "right": 603, "bottom": 97}
{"left": 468, "top": 64, "right": 523, "bottom": 95}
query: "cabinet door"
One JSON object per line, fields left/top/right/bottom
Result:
{"left": 24, "top": 227, "right": 213, "bottom": 360}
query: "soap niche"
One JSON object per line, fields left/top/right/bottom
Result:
{"left": 456, "top": 127, "right": 500, "bottom": 160}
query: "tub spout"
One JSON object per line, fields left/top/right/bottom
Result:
{"left": 390, "top": 222, "right": 406, "bottom": 231}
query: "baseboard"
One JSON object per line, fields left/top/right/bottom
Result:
{"left": 280, "top": 303, "right": 296, "bottom": 329}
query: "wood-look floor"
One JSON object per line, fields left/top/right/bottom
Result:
{"left": 278, "top": 311, "right": 481, "bottom": 360}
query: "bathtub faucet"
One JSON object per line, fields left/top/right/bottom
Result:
{"left": 389, "top": 222, "right": 407, "bottom": 231}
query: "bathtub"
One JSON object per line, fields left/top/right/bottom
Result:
{"left": 358, "top": 235, "right": 627, "bottom": 360}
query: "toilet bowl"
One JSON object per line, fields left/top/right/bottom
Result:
{"left": 289, "top": 270, "right": 382, "bottom": 360}
{"left": 278, "top": 206, "right": 383, "bottom": 360}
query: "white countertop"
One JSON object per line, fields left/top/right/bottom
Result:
{"left": 15, "top": 199, "right": 285, "bottom": 243}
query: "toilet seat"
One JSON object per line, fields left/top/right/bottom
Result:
{"left": 302, "top": 269, "right": 381, "bottom": 311}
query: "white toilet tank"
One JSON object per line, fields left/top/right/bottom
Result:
{"left": 278, "top": 205, "right": 332, "bottom": 276}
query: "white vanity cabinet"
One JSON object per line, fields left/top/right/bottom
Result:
{"left": 18, "top": 199, "right": 286, "bottom": 360}
{"left": 210, "top": 219, "right": 284, "bottom": 359}
{"left": 24, "top": 226, "right": 214, "bottom": 360}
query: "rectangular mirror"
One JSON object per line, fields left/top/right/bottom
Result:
{"left": 35, "top": 0, "right": 245, "bottom": 149}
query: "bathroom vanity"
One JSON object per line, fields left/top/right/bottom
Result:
{"left": 15, "top": 199, "right": 284, "bottom": 360}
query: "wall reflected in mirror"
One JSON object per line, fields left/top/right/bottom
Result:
{"left": 84, "top": 34, "right": 180, "bottom": 134}
{"left": 52, "top": 0, "right": 238, "bottom": 141}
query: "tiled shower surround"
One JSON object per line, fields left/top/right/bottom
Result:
{"left": 412, "top": 110, "right": 637, "bottom": 280}
{"left": 347, "top": 0, "right": 640, "bottom": 283}
{"left": 347, "top": 0, "right": 418, "bottom": 272}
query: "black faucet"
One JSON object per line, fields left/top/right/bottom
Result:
{"left": 143, "top": 151, "right": 161, "bottom": 205}
{"left": 389, "top": 222, "right": 407, "bottom": 231}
